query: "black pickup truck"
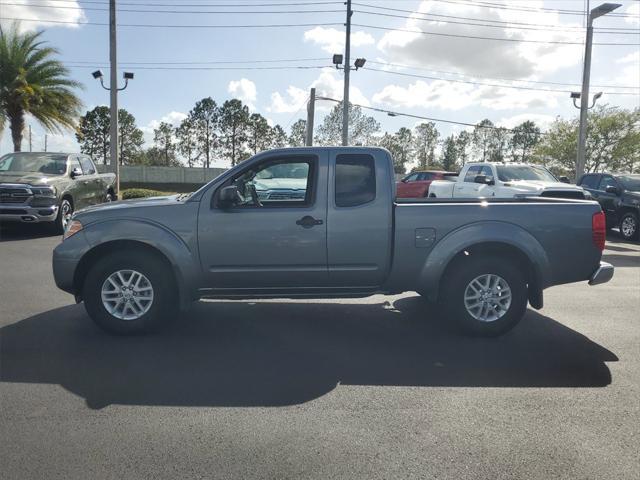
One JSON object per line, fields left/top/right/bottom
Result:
{"left": 579, "top": 173, "right": 640, "bottom": 241}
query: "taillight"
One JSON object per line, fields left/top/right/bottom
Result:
{"left": 592, "top": 211, "right": 606, "bottom": 251}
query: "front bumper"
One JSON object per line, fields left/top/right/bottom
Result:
{"left": 0, "top": 204, "right": 58, "bottom": 223}
{"left": 589, "top": 261, "right": 614, "bottom": 286}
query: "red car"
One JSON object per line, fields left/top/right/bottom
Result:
{"left": 396, "top": 170, "right": 458, "bottom": 198}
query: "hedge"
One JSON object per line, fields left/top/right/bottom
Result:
{"left": 121, "top": 188, "right": 174, "bottom": 200}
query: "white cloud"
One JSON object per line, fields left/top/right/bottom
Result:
{"left": 376, "top": 0, "right": 583, "bottom": 79}
{"left": 304, "top": 27, "right": 375, "bottom": 53}
{"left": 228, "top": 78, "right": 257, "bottom": 110}
{"left": 141, "top": 111, "right": 187, "bottom": 144}
{"left": 0, "top": 1, "right": 86, "bottom": 32}
{"left": 268, "top": 68, "right": 370, "bottom": 114}
{"left": 617, "top": 51, "right": 640, "bottom": 65}
{"left": 372, "top": 79, "right": 559, "bottom": 111}
{"left": 497, "top": 113, "right": 557, "bottom": 130}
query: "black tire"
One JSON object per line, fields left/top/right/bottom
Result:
{"left": 105, "top": 191, "right": 115, "bottom": 202}
{"left": 51, "top": 197, "right": 73, "bottom": 234}
{"left": 441, "top": 256, "right": 528, "bottom": 337}
{"left": 619, "top": 211, "right": 639, "bottom": 241}
{"left": 83, "top": 251, "right": 177, "bottom": 335}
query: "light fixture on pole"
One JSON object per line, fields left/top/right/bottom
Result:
{"left": 575, "top": 2, "right": 621, "bottom": 180}
{"left": 91, "top": 69, "right": 134, "bottom": 197}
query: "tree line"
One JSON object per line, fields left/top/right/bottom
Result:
{"left": 75, "top": 98, "right": 639, "bottom": 176}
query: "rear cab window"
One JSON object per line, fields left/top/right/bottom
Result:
{"left": 79, "top": 156, "right": 96, "bottom": 175}
{"left": 335, "top": 154, "right": 376, "bottom": 207}
{"left": 463, "top": 165, "right": 482, "bottom": 182}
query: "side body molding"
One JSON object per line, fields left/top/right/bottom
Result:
{"left": 418, "top": 221, "right": 552, "bottom": 302}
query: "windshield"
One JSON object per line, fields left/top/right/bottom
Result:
{"left": 0, "top": 153, "right": 68, "bottom": 175}
{"left": 618, "top": 175, "right": 640, "bottom": 192}
{"left": 496, "top": 165, "right": 558, "bottom": 183}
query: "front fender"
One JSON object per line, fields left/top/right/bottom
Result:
{"left": 418, "top": 221, "right": 552, "bottom": 301}
{"left": 81, "top": 218, "right": 200, "bottom": 308}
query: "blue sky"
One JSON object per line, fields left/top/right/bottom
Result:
{"left": 1, "top": 0, "right": 638, "bottom": 164}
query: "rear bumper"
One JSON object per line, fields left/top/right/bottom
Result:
{"left": 589, "top": 261, "right": 614, "bottom": 286}
{"left": 0, "top": 204, "right": 58, "bottom": 223}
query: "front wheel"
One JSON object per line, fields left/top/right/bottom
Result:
{"left": 619, "top": 212, "right": 639, "bottom": 241}
{"left": 83, "top": 251, "right": 176, "bottom": 335}
{"left": 52, "top": 198, "right": 73, "bottom": 234}
{"left": 441, "top": 257, "right": 528, "bottom": 336}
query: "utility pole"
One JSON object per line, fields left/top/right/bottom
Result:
{"left": 575, "top": 2, "right": 621, "bottom": 180}
{"left": 109, "top": 0, "right": 119, "bottom": 196}
{"left": 44, "top": 134, "right": 47, "bottom": 152}
{"left": 341, "top": 0, "right": 352, "bottom": 146}
{"left": 306, "top": 87, "right": 316, "bottom": 146}
{"left": 29, "top": 125, "right": 32, "bottom": 152}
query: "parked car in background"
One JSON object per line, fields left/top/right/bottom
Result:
{"left": 396, "top": 170, "right": 457, "bottom": 198}
{"left": 578, "top": 173, "right": 640, "bottom": 241}
{"left": 428, "top": 162, "right": 587, "bottom": 199}
{"left": 53, "top": 147, "right": 612, "bottom": 338}
{"left": 0, "top": 152, "right": 116, "bottom": 233}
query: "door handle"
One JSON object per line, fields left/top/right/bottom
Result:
{"left": 296, "top": 215, "right": 323, "bottom": 228}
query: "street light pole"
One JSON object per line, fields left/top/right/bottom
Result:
{"left": 109, "top": 0, "right": 119, "bottom": 195}
{"left": 575, "top": 2, "right": 621, "bottom": 180}
{"left": 342, "top": 0, "right": 352, "bottom": 146}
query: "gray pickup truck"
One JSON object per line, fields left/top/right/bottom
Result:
{"left": 53, "top": 147, "right": 613, "bottom": 336}
{"left": 0, "top": 152, "right": 116, "bottom": 233}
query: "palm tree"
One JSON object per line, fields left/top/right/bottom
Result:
{"left": 0, "top": 23, "right": 83, "bottom": 151}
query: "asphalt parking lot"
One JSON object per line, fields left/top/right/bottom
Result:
{"left": 1, "top": 224, "right": 639, "bottom": 480}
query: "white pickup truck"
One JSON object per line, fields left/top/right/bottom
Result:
{"left": 428, "top": 162, "right": 587, "bottom": 200}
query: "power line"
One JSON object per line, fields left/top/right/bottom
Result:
{"left": 364, "top": 66, "right": 639, "bottom": 96}
{"left": 67, "top": 64, "right": 331, "bottom": 70}
{"left": 67, "top": 57, "right": 328, "bottom": 65}
{"left": 0, "top": 2, "right": 344, "bottom": 14}
{"left": 353, "top": 23, "right": 640, "bottom": 45}
{"left": 0, "top": 16, "right": 343, "bottom": 28}
{"left": 316, "top": 96, "right": 523, "bottom": 132}
{"left": 353, "top": 7, "right": 640, "bottom": 34}
{"left": 14, "top": 0, "right": 344, "bottom": 5}
{"left": 354, "top": 1, "right": 638, "bottom": 30}
{"left": 366, "top": 61, "right": 640, "bottom": 91}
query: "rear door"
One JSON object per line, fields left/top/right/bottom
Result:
{"left": 455, "top": 165, "right": 482, "bottom": 197}
{"left": 326, "top": 150, "right": 393, "bottom": 287}
{"left": 78, "top": 156, "right": 101, "bottom": 204}
{"left": 597, "top": 175, "right": 621, "bottom": 224}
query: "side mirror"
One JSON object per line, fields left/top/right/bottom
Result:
{"left": 474, "top": 175, "right": 494, "bottom": 186}
{"left": 218, "top": 185, "right": 240, "bottom": 208}
{"left": 559, "top": 176, "right": 570, "bottom": 184}
{"left": 605, "top": 185, "right": 620, "bottom": 195}
{"left": 70, "top": 167, "right": 83, "bottom": 179}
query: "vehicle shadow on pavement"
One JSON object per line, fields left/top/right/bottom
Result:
{"left": 0, "top": 297, "right": 618, "bottom": 410}
{"left": 0, "top": 223, "right": 58, "bottom": 241}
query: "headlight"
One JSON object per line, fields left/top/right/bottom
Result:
{"left": 31, "top": 186, "right": 56, "bottom": 197}
{"left": 63, "top": 220, "right": 83, "bottom": 240}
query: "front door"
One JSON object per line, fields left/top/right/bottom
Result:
{"left": 197, "top": 152, "right": 328, "bottom": 289}
{"left": 597, "top": 175, "right": 621, "bottom": 225}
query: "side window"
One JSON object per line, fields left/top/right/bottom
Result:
{"left": 404, "top": 173, "right": 418, "bottom": 182}
{"left": 224, "top": 156, "right": 315, "bottom": 208}
{"left": 418, "top": 173, "right": 434, "bottom": 181}
{"left": 598, "top": 176, "right": 618, "bottom": 191}
{"left": 79, "top": 156, "right": 96, "bottom": 175}
{"left": 579, "top": 175, "right": 599, "bottom": 189}
{"left": 69, "top": 158, "right": 82, "bottom": 175}
{"left": 335, "top": 154, "right": 376, "bottom": 207}
{"left": 464, "top": 166, "right": 482, "bottom": 182}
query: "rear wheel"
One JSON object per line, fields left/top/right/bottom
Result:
{"left": 619, "top": 212, "right": 639, "bottom": 241}
{"left": 105, "top": 191, "right": 115, "bottom": 202}
{"left": 83, "top": 251, "right": 176, "bottom": 335}
{"left": 441, "top": 256, "right": 528, "bottom": 336}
